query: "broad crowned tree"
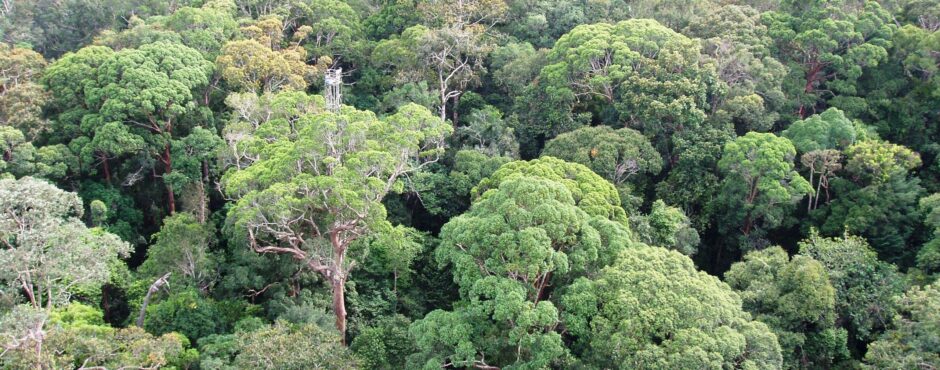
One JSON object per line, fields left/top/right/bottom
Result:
{"left": 223, "top": 95, "right": 451, "bottom": 341}
{"left": 562, "top": 246, "right": 784, "bottom": 369}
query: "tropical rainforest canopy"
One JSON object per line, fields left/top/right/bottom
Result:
{"left": 0, "top": 0, "right": 939, "bottom": 368}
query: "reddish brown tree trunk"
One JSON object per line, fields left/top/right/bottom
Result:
{"left": 162, "top": 144, "right": 175, "bottom": 214}
{"left": 798, "top": 61, "right": 824, "bottom": 119}
{"left": 742, "top": 214, "right": 753, "bottom": 236}
{"left": 331, "top": 276, "right": 347, "bottom": 345}
{"left": 325, "top": 230, "right": 349, "bottom": 344}
{"left": 167, "top": 190, "right": 176, "bottom": 214}
{"left": 100, "top": 154, "right": 112, "bottom": 184}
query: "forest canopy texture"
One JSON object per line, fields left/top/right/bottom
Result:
{"left": 1, "top": 0, "right": 939, "bottom": 369}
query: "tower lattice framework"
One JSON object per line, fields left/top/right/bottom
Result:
{"left": 324, "top": 68, "right": 343, "bottom": 112}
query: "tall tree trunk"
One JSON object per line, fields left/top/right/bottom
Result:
{"left": 439, "top": 72, "right": 448, "bottom": 123}
{"left": 742, "top": 213, "right": 753, "bottom": 236}
{"left": 162, "top": 144, "right": 175, "bottom": 214}
{"left": 195, "top": 160, "right": 210, "bottom": 223}
{"left": 327, "top": 230, "right": 349, "bottom": 344}
{"left": 137, "top": 273, "right": 171, "bottom": 327}
{"left": 331, "top": 276, "right": 347, "bottom": 345}
{"left": 194, "top": 181, "right": 207, "bottom": 223}
{"left": 806, "top": 167, "right": 814, "bottom": 212}
{"left": 166, "top": 184, "right": 176, "bottom": 214}
{"left": 100, "top": 153, "right": 112, "bottom": 184}
{"left": 439, "top": 99, "right": 448, "bottom": 123}
{"left": 534, "top": 271, "right": 552, "bottom": 304}
{"left": 798, "top": 61, "right": 823, "bottom": 119}
{"left": 451, "top": 93, "right": 462, "bottom": 126}
{"left": 814, "top": 173, "right": 824, "bottom": 211}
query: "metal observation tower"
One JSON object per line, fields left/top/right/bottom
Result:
{"left": 324, "top": 68, "right": 342, "bottom": 112}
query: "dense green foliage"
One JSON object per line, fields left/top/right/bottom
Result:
{"left": 726, "top": 247, "right": 847, "bottom": 368}
{"left": 562, "top": 246, "right": 784, "bottom": 369}
{"left": 1, "top": 0, "right": 938, "bottom": 368}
